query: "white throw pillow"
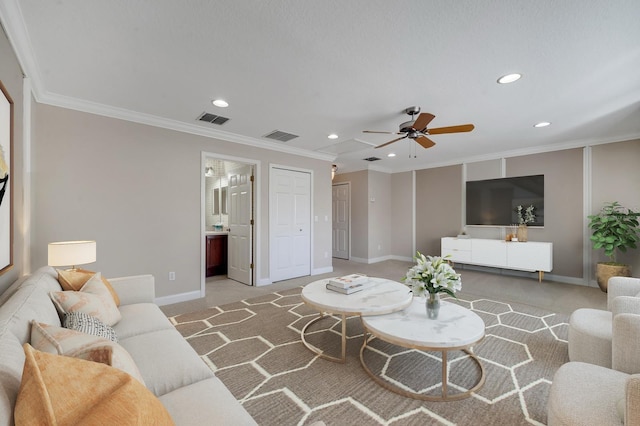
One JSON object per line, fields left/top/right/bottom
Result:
{"left": 50, "top": 272, "right": 122, "bottom": 326}
{"left": 30, "top": 321, "right": 144, "bottom": 384}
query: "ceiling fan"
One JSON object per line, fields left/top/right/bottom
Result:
{"left": 363, "top": 106, "right": 474, "bottom": 149}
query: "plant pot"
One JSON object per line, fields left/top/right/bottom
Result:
{"left": 516, "top": 225, "right": 528, "bottom": 242}
{"left": 596, "top": 263, "right": 631, "bottom": 292}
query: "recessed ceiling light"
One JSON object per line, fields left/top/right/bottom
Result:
{"left": 497, "top": 73, "right": 522, "bottom": 84}
{"left": 212, "top": 99, "right": 229, "bottom": 108}
{"left": 328, "top": 134, "right": 338, "bottom": 139}
{"left": 534, "top": 121, "right": 551, "bottom": 128}
{"left": 387, "top": 153, "right": 396, "bottom": 157}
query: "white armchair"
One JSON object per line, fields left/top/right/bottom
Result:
{"left": 549, "top": 313, "right": 640, "bottom": 425}
{"left": 568, "top": 277, "right": 640, "bottom": 368}
{"left": 548, "top": 277, "right": 640, "bottom": 425}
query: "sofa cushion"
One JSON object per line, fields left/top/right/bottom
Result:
{"left": 58, "top": 268, "right": 120, "bottom": 306}
{"left": 114, "top": 303, "right": 174, "bottom": 339}
{"left": 63, "top": 311, "right": 118, "bottom": 342}
{"left": 158, "top": 377, "right": 257, "bottom": 426}
{"left": 14, "top": 344, "right": 174, "bottom": 426}
{"left": 50, "top": 272, "right": 121, "bottom": 326}
{"left": 0, "top": 282, "right": 62, "bottom": 344}
{"left": 119, "top": 328, "right": 213, "bottom": 396}
{"left": 30, "top": 321, "right": 144, "bottom": 384}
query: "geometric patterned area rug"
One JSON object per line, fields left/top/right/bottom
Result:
{"left": 169, "top": 287, "right": 569, "bottom": 426}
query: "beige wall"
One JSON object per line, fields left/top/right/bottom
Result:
{"left": 415, "top": 165, "right": 463, "bottom": 257}
{"left": 390, "top": 171, "right": 413, "bottom": 259}
{"left": 591, "top": 139, "right": 640, "bottom": 278}
{"left": 0, "top": 26, "right": 25, "bottom": 294}
{"left": 348, "top": 141, "right": 639, "bottom": 286}
{"left": 367, "top": 170, "right": 391, "bottom": 259}
{"left": 333, "top": 170, "right": 368, "bottom": 260}
{"left": 32, "top": 104, "right": 332, "bottom": 298}
{"left": 507, "top": 148, "right": 584, "bottom": 277}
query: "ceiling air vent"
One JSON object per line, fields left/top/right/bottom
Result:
{"left": 363, "top": 157, "right": 381, "bottom": 162}
{"left": 197, "top": 112, "right": 229, "bottom": 125}
{"left": 263, "top": 130, "right": 299, "bottom": 142}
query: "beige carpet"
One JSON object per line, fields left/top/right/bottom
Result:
{"left": 169, "top": 288, "right": 569, "bottom": 426}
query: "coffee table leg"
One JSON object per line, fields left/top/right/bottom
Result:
{"left": 360, "top": 327, "right": 485, "bottom": 401}
{"left": 442, "top": 350, "right": 448, "bottom": 398}
{"left": 301, "top": 312, "right": 347, "bottom": 363}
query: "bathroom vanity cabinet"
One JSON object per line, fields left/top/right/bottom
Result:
{"left": 206, "top": 234, "right": 228, "bottom": 277}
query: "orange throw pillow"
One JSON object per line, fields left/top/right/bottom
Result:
{"left": 58, "top": 268, "right": 120, "bottom": 306}
{"left": 15, "top": 344, "right": 174, "bottom": 426}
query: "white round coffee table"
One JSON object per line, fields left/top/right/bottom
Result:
{"left": 301, "top": 277, "right": 412, "bottom": 363}
{"left": 360, "top": 297, "right": 485, "bottom": 401}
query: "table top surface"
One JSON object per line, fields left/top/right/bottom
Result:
{"left": 361, "top": 298, "right": 485, "bottom": 349}
{"left": 301, "top": 277, "right": 413, "bottom": 316}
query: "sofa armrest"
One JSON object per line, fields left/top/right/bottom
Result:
{"left": 608, "top": 277, "right": 640, "bottom": 310}
{"left": 612, "top": 296, "right": 640, "bottom": 318}
{"left": 107, "top": 275, "right": 155, "bottom": 305}
{"left": 612, "top": 313, "right": 640, "bottom": 374}
{"left": 627, "top": 375, "right": 640, "bottom": 426}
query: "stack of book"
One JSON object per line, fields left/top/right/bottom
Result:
{"left": 325, "top": 273, "right": 374, "bottom": 294}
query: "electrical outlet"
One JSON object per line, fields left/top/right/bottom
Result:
{"left": 169, "top": 272, "right": 175, "bottom": 281}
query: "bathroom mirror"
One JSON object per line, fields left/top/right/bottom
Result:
{"left": 213, "top": 186, "right": 228, "bottom": 215}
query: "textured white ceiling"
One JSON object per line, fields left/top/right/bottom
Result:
{"left": 2, "top": 0, "right": 639, "bottom": 173}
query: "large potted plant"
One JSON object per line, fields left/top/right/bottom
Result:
{"left": 588, "top": 201, "right": 640, "bottom": 292}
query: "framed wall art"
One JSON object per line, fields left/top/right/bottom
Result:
{"left": 0, "top": 80, "right": 13, "bottom": 274}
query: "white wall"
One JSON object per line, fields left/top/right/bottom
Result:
{"left": 32, "top": 104, "right": 333, "bottom": 299}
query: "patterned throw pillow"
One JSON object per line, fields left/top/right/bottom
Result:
{"left": 30, "top": 321, "right": 144, "bottom": 384}
{"left": 64, "top": 311, "right": 118, "bottom": 342}
{"left": 15, "top": 344, "right": 174, "bottom": 425}
{"left": 50, "top": 272, "right": 122, "bottom": 326}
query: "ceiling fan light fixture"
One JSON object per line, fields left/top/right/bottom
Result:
{"left": 534, "top": 121, "right": 551, "bottom": 128}
{"left": 387, "top": 153, "right": 396, "bottom": 157}
{"left": 497, "top": 73, "right": 522, "bottom": 84}
{"left": 212, "top": 99, "right": 229, "bottom": 108}
{"left": 328, "top": 134, "right": 338, "bottom": 139}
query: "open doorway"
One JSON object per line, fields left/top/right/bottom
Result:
{"left": 201, "top": 153, "right": 258, "bottom": 295}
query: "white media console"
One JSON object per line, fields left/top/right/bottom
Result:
{"left": 441, "top": 237, "right": 553, "bottom": 282}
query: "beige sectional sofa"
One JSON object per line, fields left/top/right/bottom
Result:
{"left": 0, "top": 266, "right": 257, "bottom": 425}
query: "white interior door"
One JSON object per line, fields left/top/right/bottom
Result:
{"left": 269, "top": 167, "right": 311, "bottom": 282}
{"left": 332, "top": 183, "right": 349, "bottom": 259}
{"left": 228, "top": 165, "right": 253, "bottom": 285}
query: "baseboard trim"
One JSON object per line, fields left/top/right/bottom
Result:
{"left": 155, "top": 290, "right": 202, "bottom": 306}
{"left": 312, "top": 266, "right": 333, "bottom": 275}
{"left": 388, "top": 255, "right": 413, "bottom": 262}
{"left": 347, "top": 255, "right": 412, "bottom": 264}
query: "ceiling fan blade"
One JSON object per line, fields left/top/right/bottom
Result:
{"left": 363, "top": 130, "right": 402, "bottom": 134}
{"left": 415, "top": 136, "right": 436, "bottom": 149}
{"left": 427, "top": 124, "right": 475, "bottom": 135}
{"left": 412, "top": 113, "right": 436, "bottom": 131}
{"left": 375, "top": 135, "right": 407, "bottom": 149}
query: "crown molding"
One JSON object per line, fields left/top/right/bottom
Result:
{"left": 37, "top": 90, "right": 336, "bottom": 162}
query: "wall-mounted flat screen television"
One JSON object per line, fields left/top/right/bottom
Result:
{"left": 466, "top": 174, "right": 544, "bottom": 226}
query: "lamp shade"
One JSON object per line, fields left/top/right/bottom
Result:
{"left": 48, "top": 241, "right": 97, "bottom": 267}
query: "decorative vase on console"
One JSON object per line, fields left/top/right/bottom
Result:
{"left": 402, "top": 252, "right": 462, "bottom": 320}
{"left": 515, "top": 205, "right": 536, "bottom": 242}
